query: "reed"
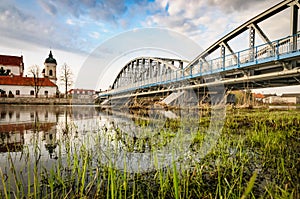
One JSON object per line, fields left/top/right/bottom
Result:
{"left": 0, "top": 109, "right": 298, "bottom": 198}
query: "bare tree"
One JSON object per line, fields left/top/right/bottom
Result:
{"left": 60, "top": 63, "right": 73, "bottom": 98}
{"left": 28, "top": 65, "right": 44, "bottom": 98}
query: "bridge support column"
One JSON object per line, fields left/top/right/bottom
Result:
{"left": 149, "top": 59, "right": 153, "bottom": 78}
{"left": 179, "top": 61, "right": 183, "bottom": 69}
{"left": 220, "top": 45, "right": 225, "bottom": 70}
{"left": 249, "top": 26, "right": 255, "bottom": 62}
{"left": 290, "top": 3, "right": 298, "bottom": 51}
{"left": 221, "top": 42, "right": 238, "bottom": 65}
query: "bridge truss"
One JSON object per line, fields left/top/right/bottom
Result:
{"left": 99, "top": 0, "right": 300, "bottom": 100}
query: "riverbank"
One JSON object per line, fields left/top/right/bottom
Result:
{"left": 0, "top": 97, "right": 95, "bottom": 105}
{"left": 0, "top": 108, "right": 298, "bottom": 198}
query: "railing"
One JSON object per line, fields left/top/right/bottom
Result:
{"left": 101, "top": 33, "right": 300, "bottom": 97}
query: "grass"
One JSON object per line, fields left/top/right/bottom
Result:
{"left": 0, "top": 108, "right": 299, "bottom": 198}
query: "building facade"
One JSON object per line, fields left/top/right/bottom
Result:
{"left": 42, "top": 50, "right": 57, "bottom": 84}
{"left": 263, "top": 95, "right": 300, "bottom": 104}
{"left": 0, "top": 51, "right": 58, "bottom": 98}
{"left": 68, "top": 89, "right": 96, "bottom": 99}
{"left": 0, "top": 54, "right": 24, "bottom": 76}
{"left": 0, "top": 76, "right": 56, "bottom": 97}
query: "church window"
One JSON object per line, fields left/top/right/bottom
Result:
{"left": 16, "top": 90, "right": 20, "bottom": 95}
{"left": 45, "top": 90, "right": 48, "bottom": 97}
{"left": 49, "top": 70, "right": 53, "bottom": 76}
{"left": 9, "top": 111, "right": 13, "bottom": 119}
{"left": 1, "top": 111, "right": 6, "bottom": 119}
{"left": 30, "top": 90, "right": 34, "bottom": 95}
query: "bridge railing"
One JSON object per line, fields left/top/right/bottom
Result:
{"left": 103, "top": 33, "right": 300, "bottom": 96}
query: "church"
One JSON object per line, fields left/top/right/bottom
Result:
{"left": 0, "top": 51, "right": 58, "bottom": 98}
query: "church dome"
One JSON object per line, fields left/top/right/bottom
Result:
{"left": 45, "top": 51, "right": 57, "bottom": 64}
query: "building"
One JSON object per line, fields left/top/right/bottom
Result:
{"left": 253, "top": 93, "right": 265, "bottom": 102}
{"left": 0, "top": 51, "right": 58, "bottom": 98}
{"left": 0, "top": 54, "right": 24, "bottom": 76}
{"left": 42, "top": 50, "right": 57, "bottom": 85}
{"left": 68, "top": 89, "right": 96, "bottom": 99}
{"left": 263, "top": 95, "right": 300, "bottom": 104}
{"left": 0, "top": 76, "right": 56, "bottom": 97}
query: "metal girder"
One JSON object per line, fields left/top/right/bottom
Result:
{"left": 289, "top": 1, "right": 298, "bottom": 51}
{"left": 250, "top": 23, "right": 274, "bottom": 49}
{"left": 249, "top": 26, "right": 255, "bottom": 62}
{"left": 221, "top": 41, "right": 238, "bottom": 64}
{"left": 112, "top": 57, "right": 187, "bottom": 89}
{"left": 186, "top": 0, "right": 295, "bottom": 69}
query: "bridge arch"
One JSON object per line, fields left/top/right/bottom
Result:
{"left": 99, "top": 0, "right": 300, "bottom": 99}
{"left": 112, "top": 57, "right": 188, "bottom": 89}
{"left": 186, "top": 0, "right": 300, "bottom": 71}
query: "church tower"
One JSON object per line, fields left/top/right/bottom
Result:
{"left": 43, "top": 50, "right": 57, "bottom": 84}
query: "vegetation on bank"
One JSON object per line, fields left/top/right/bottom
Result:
{"left": 0, "top": 109, "right": 299, "bottom": 198}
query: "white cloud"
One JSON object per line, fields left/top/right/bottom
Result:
{"left": 89, "top": 31, "right": 100, "bottom": 39}
{"left": 145, "top": 0, "right": 285, "bottom": 50}
{"left": 66, "top": 18, "right": 75, "bottom": 25}
{"left": 37, "top": 0, "right": 57, "bottom": 16}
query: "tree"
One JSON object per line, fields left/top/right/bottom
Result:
{"left": 28, "top": 65, "right": 44, "bottom": 98}
{"left": 0, "top": 67, "right": 11, "bottom": 76}
{"left": 60, "top": 63, "right": 73, "bottom": 98}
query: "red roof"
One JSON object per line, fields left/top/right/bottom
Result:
{"left": 0, "top": 55, "right": 23, "bottom": 66}
{"left": 253, "top": 93, "right": 265, "bottom": 99}
{"left": 0, "top": 76, "right": 56, "bottom": 87}
{"left": 0, "top": 122, "right": 56, "bottom": 132}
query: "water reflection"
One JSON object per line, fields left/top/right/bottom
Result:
{"left": 92, "top": 107, "right": 206, "bottom": 173}
{"left": 0, "top": 104, "right": 215, "bottom": 193}
{"left": 0, "top": 105, "right": 99, "bottom": 157}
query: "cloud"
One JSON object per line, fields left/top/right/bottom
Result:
{"left": 144, "top": 0, "right": 222, "bottom": 48}
{"left": 37, "top": 0, "right": 57, "bottom": 15}
{"left": 46, "top": 0, "right": 128, "bottom": 24}
{"left": 208, "top": 0, "right": 278, "bottom": 13}
{"left": 0, "top": 0, "right": 287, "bottom": 59}
{"left": 0, "top": 3, "right": 87, "bottom": 54}
{"left": 144, "top": 0, "right": 284, "bottom": 49}
{"left": 66, "top": 18, "right": 75, "bottom": 25}
{"left": 89, "top": 31, "right": 100, "bottom": 39}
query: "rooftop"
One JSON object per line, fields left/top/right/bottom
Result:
{"left": 0, "top": 54, "right": 23, "bottom": 66}
{"left": 45, "top": 51, "right": 57, "bottom": 65}
{"left": 0, "top": 76, "right": 56, "bottom": 87}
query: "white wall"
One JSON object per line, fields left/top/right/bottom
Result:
{"left": 1, "top": 85, "right": 56, "bottom": 98}
{"left": 263, "top": 96, "right": 299, "bottom": 104}
{"left": 0, "top": 65, "right": 21, "bottom": 75}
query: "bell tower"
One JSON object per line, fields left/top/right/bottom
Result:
{"left": 43, "top": 50, "right": 57, "bottom": 84}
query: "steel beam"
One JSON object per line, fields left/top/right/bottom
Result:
{"left": 249, "top": 26, "right": 255, "bottom": 62}
{"left": 290, "top": 2, "right": 298, "bottom": 51}
{"left": 187, "top": 0, "right": 294, "bottom": 68}
{"left": 221, "top": 42, "right": 238, "bottom": 65}
{"left": 251, "top": 23, "right": 274, "bottom": 51}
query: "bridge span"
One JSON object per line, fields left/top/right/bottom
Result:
{"left": 98, "top": 0, "right": 300, "bottom": 106}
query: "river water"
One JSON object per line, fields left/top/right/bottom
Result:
{"left": 0, "top": 104, "right": 225, "bottom": 195}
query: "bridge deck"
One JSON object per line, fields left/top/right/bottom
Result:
{"left": 100, "top": 33, "right": 300, "bottom": 98}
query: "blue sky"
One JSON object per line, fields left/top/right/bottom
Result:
{"left": 2, "top": 0, "right": 297, "bottom": 94}
{"left": 0, "top": 0, "right": 282, "bottom": 54}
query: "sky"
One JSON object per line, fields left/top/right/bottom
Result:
{"left": 1, "top": 0, "right": 299, "bottom": 94}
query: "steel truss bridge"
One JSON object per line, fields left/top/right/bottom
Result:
{"left": 99, "top": 0, "right": 300, "bottom": 104}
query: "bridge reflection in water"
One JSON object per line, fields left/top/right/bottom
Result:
{"left": 0, "top": 105, "right": 214, "bottom": 191}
